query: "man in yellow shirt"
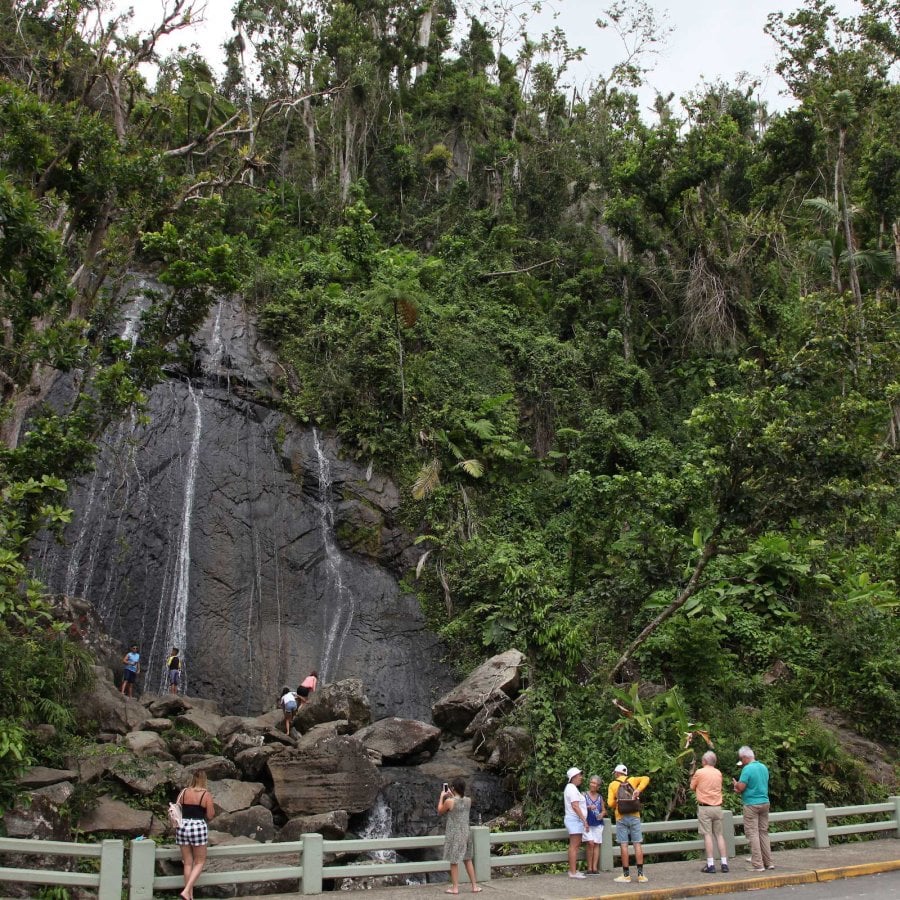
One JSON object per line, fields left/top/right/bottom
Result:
{"left": 607, "top": 764, "right": 650, "bottom": 883}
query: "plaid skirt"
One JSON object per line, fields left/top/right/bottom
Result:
{"left": 175, "top": 818, "right": 208, "bottom": 846}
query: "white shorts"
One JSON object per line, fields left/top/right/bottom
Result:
{"left": 585, "top": 824, "right": 604, "bottom": 843}
{"left": 564, "top": 814, "right": 586, "bottom": 836}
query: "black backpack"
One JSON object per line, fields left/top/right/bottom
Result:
{"left": 616, "top": 779, "right": 642, "bottom": 814}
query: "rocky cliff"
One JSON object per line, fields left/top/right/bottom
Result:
{"left": 34, "top": 278, "right": 454, "bottom": 719}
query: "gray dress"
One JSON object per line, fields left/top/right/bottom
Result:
{"left": 443, "top": 796, "right": 473, "bottom": 863}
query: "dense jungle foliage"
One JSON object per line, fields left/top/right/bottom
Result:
{"left": 0, "top": 0, "right": 897, "bottom": 822}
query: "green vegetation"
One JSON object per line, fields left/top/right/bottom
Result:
{"left": 0, "top": 0, "right": 896, "bottom": 823}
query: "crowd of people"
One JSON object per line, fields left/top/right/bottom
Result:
{"left": 563, "top": 746, "right": 771, "bottom": 883}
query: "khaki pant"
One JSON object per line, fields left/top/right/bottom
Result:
{"left": 743, "top": 803, "right": 772, "bottom": 869}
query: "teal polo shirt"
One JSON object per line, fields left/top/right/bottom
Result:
{"left": 739, "top": 760, "right": 769, "bottom": 805}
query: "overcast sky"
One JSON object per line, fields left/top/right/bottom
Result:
{"left": 124, "top": 0, "right": 862, "bottom": 115}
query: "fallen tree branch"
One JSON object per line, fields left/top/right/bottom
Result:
{"left": 480, "top": 258, "right": 559, "bottom": 278}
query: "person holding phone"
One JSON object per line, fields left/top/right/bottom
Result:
{"left": 438, "top": 777, "right": 482, "bottom": 894}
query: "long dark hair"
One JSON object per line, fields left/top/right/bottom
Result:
{"left": 451, "top": 776, "right": 466, "bottom": 797}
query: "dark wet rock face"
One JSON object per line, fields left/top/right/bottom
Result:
{"left": 33, "top": 283, "right": 454, "bottom": 718}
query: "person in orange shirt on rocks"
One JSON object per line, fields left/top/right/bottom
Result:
{"left": 690, "top": 751, "right": 729, "bottom": 874}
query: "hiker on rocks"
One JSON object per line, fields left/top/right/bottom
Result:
{"left": 563, "top": 766, "right": 588, "bottom": 879}
{"left": 278, "top": 686, "right": 299, "bottom": 734}
{"left": 584, "top": 774, "right": 607, "bottom": 875}
{"left": 167, "top": 647, "right": 181, "bottom": 695}
{"left": 174, "top": 770, "right": 215, "bottom": 900}
{"left": 438, "top": 776, "right": 482, "bottom": 894}
{"left": 733, "top": 745, "right": 773, "bottom": 872}
{"left": 691, "top": 750, "right": 729, "bottom": 874}
{"left": 300, "top": 669, "right": 319, "bottom": 700}
{"left": 607, "top": 763, "right": 650, "bottom": 883}
{"left": 120, "top": 644, "right": 140, "bottom": 697}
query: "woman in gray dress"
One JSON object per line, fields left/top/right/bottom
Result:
{"left": 437, "top": 777, "right": 482, "bottom": 894}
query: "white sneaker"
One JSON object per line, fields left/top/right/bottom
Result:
{"left": 614, "top": 874, "right": 631, "bottom": 882}
{"left": 568, "top": 872, "right": 586, "bottom": 879}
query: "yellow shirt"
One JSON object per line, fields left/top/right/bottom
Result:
{"left": 607, "top": 775, "right": 650, "bottom": 820}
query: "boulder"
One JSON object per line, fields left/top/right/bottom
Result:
{"left": 484, "top": 726, "right": 533, "bottom": 772}
{"left": 3, "top": 783, "right": 74, "bottom": 839}
{"left": 210, "top": 778, "right": 265, "bottom": 815}
{"left": 143, "top": 717, "right": 174, "bottom": 733}
{"left": 175, "top": 705, "right": 225, "bottom": 739}
{"left": 234, "top": 743, "right": 285, "bottom": 780}
{"left": 125, "top": 730, "right": 173, "bottom": 758}
{"left": 224, "top": 731, "right": 264, "bottom": 758}
{"left": 168, "top": 735, "right": 206, "bottom": 759}
{"left": 278, "top": 810, "right": 349, "bottom": 841}
{"left": 268, "top": 735, "right": 380, "bottom": 816}
{"left": 183, "top": 755, "right": 239, "bottom": 781}
{"left": 243, "top": 710, "right": 284, "bottom": 733}
{"left": 432, "top": 650, "right": 525, "bottom": 735}
{"left": 352, "top": 718, "right": 441, "bottom": 764}
{"left": 75, "top": 666, "right": 152, "bottom": 734}
{"left": 294, "top": 678, "right": 371, "bottom": 733}
{"left": 78, "top": 795, "right": 153, "bottom": 837}
{"left": 217, "top": 715, "right": 249, "bottom": 741}
{"left": 111, "top": 757, "right": 183, "bottom": 796}
{"left": 211, "top": 805, "right": 275, "bottom": 842}
{"left": 807, "top": 707, "right": 897, "bottom": 787}
{"left": 294, "top": 720, "right": 351, "bottom": 751}
{"left": 16, "top": 766, "right": 78, "bottom": 788}
{"left": 146, "top": 695, "right": 189, "bottom": 717}
{"left": 65, "top": 745, "right": 127, "bottom": 783}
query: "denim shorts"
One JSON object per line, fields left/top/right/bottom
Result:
{"left": 615, "top": 815, "right": 642, "bottom": 843}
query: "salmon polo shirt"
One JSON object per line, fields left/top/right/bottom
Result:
{"left": 690, "top": 765, "right": 723, "bottom": 806}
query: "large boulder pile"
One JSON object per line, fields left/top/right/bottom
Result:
{"left": 3, "top": 652, "right": 525, "bottom": 883}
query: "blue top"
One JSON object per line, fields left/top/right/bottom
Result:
{"left": 739, "top": 760, "right": 769, "bottom": 805}
{"left": 124, "top": 651, "right": 140, "bottom": 673}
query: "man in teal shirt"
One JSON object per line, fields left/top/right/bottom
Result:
{"left": 732, "top": 746, "right": 773, "bottom": 871}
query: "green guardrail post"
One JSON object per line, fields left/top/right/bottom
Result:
{"left": 807, "top": 803, "right": 829, "bottom": 849}
{"left": 471, "top": 826, "right": 491, "bottom": 882}
{"left": 891, "top": 796, "right": 900, "bottom": 839}
{"left": 98, "top": 839, "right": 124, "bottom": 900}
{"left": 128, "top": 838, "right": 156, "bottom": 900}
{"left": 302, "top": 833, "right": 323, "bottom": 895}
{"left": 600, "top": 817, "right": 614, "bottom": 871}
{"left": 722, "top": 810, "right": 737, "bottom": 861}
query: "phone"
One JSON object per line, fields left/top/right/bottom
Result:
{"left": 442, "top": 782, "right": 449, "bottom": 793}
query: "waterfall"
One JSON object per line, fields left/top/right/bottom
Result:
{"left": 150, "top": 382, "right": 202, "bottom": 694}
{"left": 312, "top": 428, "right": 356, "bottom": 682}
{"left": 359, "top": 794, "right": 397, "bottom": 862}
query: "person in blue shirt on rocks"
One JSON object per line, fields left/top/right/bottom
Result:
{"left": 120, "top": 644, "right": 140, "bottom": 697}
{"left": 732, "top": 745, "right": 773, "bottom": 871}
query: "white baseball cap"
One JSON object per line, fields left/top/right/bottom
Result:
{"left": 566, "top": 767, "right": 582, "bottom": 781}
{"left": 614, "top": 764, "right": 628, "bottom": 775}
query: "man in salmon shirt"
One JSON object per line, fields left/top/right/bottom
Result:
{"left": 690, "top": 751, "right": 729, "bottom": 873}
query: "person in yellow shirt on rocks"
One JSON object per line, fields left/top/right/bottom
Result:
{"left": 607, "top": 763, "right": 650, "bottom": 883}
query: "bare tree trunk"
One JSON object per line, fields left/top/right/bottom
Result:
{"left": 618, "top": 238, "right": 632, "bottom": 361}
{"left": 0, "top": 364, "right": 59, "bottom": 450}
{"left": 302, "top": 96, "right": 318, "bottom": 192}
{"left": 609, "top": 526, "right": 722, "bottom": 682}
{"left": 415, "top": 3, "right": 435, "bottom": 80}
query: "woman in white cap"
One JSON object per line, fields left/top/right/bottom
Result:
{"left": 563, "top": 767, "right": 588, "bottom": 878}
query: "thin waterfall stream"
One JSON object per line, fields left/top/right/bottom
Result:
{"left": 312, "top": 427, "right": 357, "bottom": 682}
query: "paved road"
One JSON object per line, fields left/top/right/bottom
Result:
{"left": 728, "top": 869, "right": 900, "bottom": 899}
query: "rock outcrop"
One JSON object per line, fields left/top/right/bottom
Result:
{"left": 432, "top": 650, "right": 526, "bottom": 734}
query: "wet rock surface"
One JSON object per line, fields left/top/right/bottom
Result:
{"left": 33, "top": 284, "right": 455, "bottom": 719}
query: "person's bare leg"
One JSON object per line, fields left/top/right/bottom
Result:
{"left": 588, "top": 841, "right": 599, "bottom": 872}
{"left": 179, "top": 846, "right": 193, "bottom": 899}
{"left": 634, "top": 842, "right": 644, "bottom": 865}
{"left": 463, "top": 859, "right": 481, "bottom": 891}
{"left": 446, "top": 861, "right": 460, "bottom": 893}
{"left": 568, "top": 833, "right": 581, "bottom": 873}
{"left": 620, "top": 842, "right": 631, "bottom": 870}
{"left": 184, "top": 845, "right": 207, "bottom": 898}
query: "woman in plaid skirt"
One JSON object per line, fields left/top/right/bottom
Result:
{"left": 174, "top": 771, "right": 216, "bottom": 899}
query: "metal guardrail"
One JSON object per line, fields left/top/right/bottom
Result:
{"left": 1, "top": 797, "right": 897, "bottom": 897}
